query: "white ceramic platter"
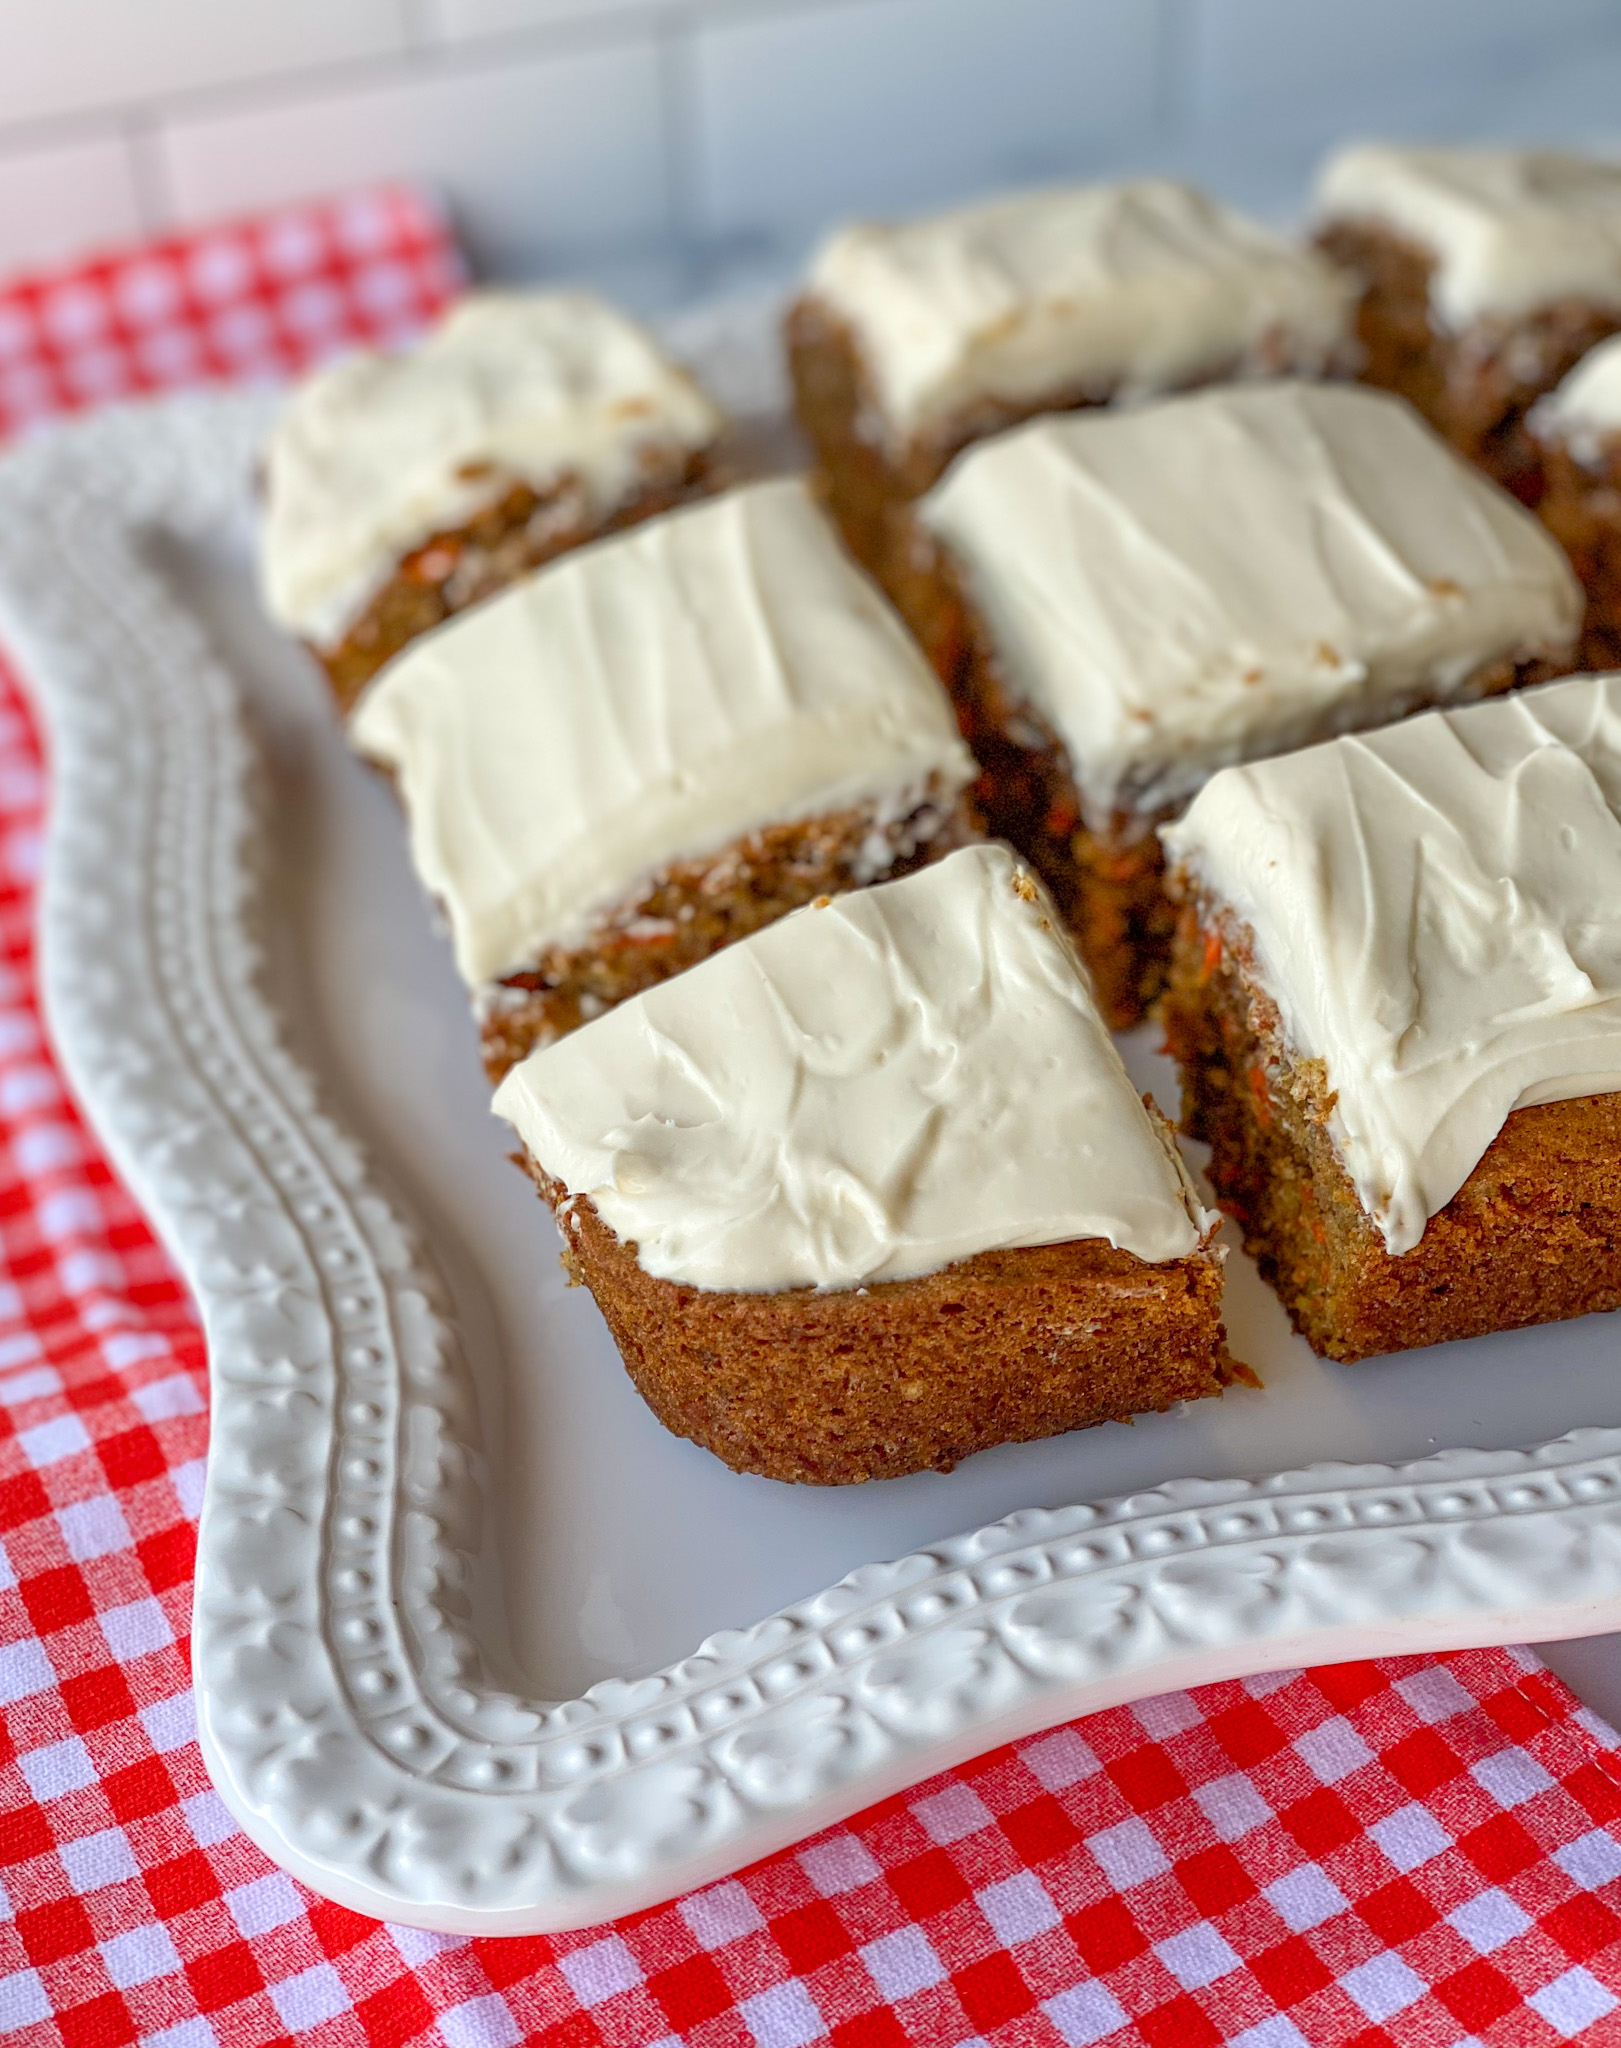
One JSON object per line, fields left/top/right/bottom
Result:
{"left": 8, "top": 311, "right": 1621, "bottom": 1935}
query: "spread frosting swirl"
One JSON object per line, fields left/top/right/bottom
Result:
{"left": 1316, "top": 145, "right": 1621, "bottom": 330}
{"left": 919, "top": 382, "right": 1581, "bottom": 824}
{"left": 493, "top": 844, "right": 1212, "bottom": 1292}
{"left": 1162, "top": 674, "right": 1621, "bottom": 1256}
{"left": 260, "top": 289, "right": 722, "bottom": 645}
{"left": 350, "top": 477, "right": 976, "bottom": 987}
{"left": 807, "top": 178, "right": 1355, "bottom": 443}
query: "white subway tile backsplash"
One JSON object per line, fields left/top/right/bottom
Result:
{"left": 690, "top": 0, "right": 1166, "bottom": 247}
{"left": 1, "top": 0, "right": 1620, "bottom": 298}
{"left": 1186, "top": 0, "right": 1618, "bottom": 125}
{"left": 156, "top": 39, "right": 668, "bottom": 278}
{"left": 0, "top": 1, "right": 408, "bottom": 135}
{"left": 0, "top": 135, "right": 144, "bottom": 276}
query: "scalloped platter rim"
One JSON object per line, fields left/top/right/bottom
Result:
{"left": 5, "top": 358, "right": 1621, "bottom": 1933}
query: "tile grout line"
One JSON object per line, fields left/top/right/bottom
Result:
{"left": 658, "top": 11, "right": 704, "bottom": 299}
{"left": 123, "top": 111, "right": 177, "bottom": 238}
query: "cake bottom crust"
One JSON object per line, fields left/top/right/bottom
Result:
{"left": 1161, "top": 897, "right": 1621, "bottom": 1362}
{"left": 315, "top": 449, "right": 717, "bottom": 713}
{"left": 1317, "top": 220, "right": 1621, "bottom": 500}
{"left": 528, "top": 1167, "right": 1239, "bottom": 1485}
{"left": 479, "top": 781, "right": 980, "bottom": 1082}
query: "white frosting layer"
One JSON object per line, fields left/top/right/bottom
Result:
{"left": 351, "top": 477, "right": 976, "bottom": 986}
{"left": 1531, "top": 332, "right": 1621, "bottom": 462}
{"left": 1317, "top": 145, "right": 1621, "bottom": 330}
{"left": 494, "top": 844, "right": 1211, "bottom": 1292}
{"left": 260, "top": 290, "right": 723, "bottom": 645}
{"left": 1163, "top": 674, "right": 1621, "bottom": 1256}
{"left": 808, "top": 178, "right": 1354, "bottom": 442}
{"left": 919, "top": 382, "right": 1581, "bottom": 824}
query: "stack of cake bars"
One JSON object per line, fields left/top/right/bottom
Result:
{"left": 257, "top": 149, "right": 1621, "bottom": 1484}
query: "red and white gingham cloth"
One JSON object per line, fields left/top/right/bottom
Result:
{"left": 0, "top": 187, "right": 463, "bottom": 438}
{"left": 4, "top": 197, "right": 1621, "bottom": 2048}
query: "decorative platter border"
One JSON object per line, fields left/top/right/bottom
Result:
{"left": 6, "top": 389, "right": 1621, "bottom": 1934}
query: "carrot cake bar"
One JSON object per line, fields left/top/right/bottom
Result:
{"left": 494, "top": 843, "right": 1238, "bottom": 1484}
{"left": 1160, "top": 674, "right": 1621, "bottom": 1362}
{"left": 897, "top": 380, "right": 1581, "bottom": 1027}
{"left": 260, "top": 289, "right": 724, "bottom": 711}
{"left": 1531, "top": 336, "right": 1621, "bottom": 670}
{"left": 786, "top": 177, "right": 1357, "bottom": 586}
{"left": 1315, "top": 145, "right": 1621, "bottom": 497}
{"left": 350, "top": 476, "right": 979, "bottom": 1079}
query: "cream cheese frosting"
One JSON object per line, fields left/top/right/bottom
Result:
{"left": 350, "top": 476, "right": 976, "bottom": 987}
{"left": 493, "top": 844, "right": 1212, "bottom": 1293}
{"left": 807, "top": 177, "right": 1355, "bottom": 444}
{"left": 1316, "top": 145, "right": 1621, "bottom": 330}
{"left": 260, "top": 289, "right": 723, "bottom": 645}
{"left": 1162, "top": 674, "right": 1621, "bottom": 1257}
{"left": 1531, "top": 332, "right": 1621, "bottom": 462}
{"left": 918, "top": 381, "right": 1581, "bottom": 824}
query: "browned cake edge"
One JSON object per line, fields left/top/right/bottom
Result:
{"left": 1534, "top": 430, "right": 1621, "bottom": 671}
{"left": 479, "top": 778, "right": 983, "bottom": 1082}
{"left": 1317, "top": 218, "right": 1621, "bottom": 502}
{"left": 524, "top": 1162, "right": 1240, "bottom": 1485}
{"left": 786, "top": 295, "right": 1126, "bottom": 597}
{"left": 1160, "top": 881, "right": 1621, "bottom": 1362}
{"left": 885, "top": 518, "right": 1570, "bottom": 1031}
{"left": 312, "top": 446, "right": 720, "bottom": 713}
{"left": 785, "top": 292, "right": 1358, "bottom": 599}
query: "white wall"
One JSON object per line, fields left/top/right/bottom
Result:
{"left": 1, "top": 0, "right": 1620, "bottom": 302}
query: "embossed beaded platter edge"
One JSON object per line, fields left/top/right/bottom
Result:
{"left": 6, "top": 387, "right": 1621, "bottom": 1934}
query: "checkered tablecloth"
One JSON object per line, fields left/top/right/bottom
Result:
{"left": 5, "top": 194, "right": 1621, "bottom": 2048}
{"left": 0, "top": 187, "right": 461, "bottom": 439}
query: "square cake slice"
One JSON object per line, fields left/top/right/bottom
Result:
{"left": 493, "top": 843, "right": 1237, "bottom": 1485}
{"left": 1315, "top": 145, "right": 1621, "bottom": 496}
{"left": 786, "top": 177, "right": 1356, "bottom": 586}
{"left": 1159, "top": 674, "right": 1621, "bottom": 1362}
{"left": 350, "top": 476, "right": 979, "bottom": 1078}
{"left": 260, "top": 289, "right": 724, "bottom": 710}
{"left": 898, "top": 380, "right": 1581, "bottom": 1026}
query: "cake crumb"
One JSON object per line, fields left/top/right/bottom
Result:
{"left": 1010, "top": 871, "right": 1039, "bottom": 904}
